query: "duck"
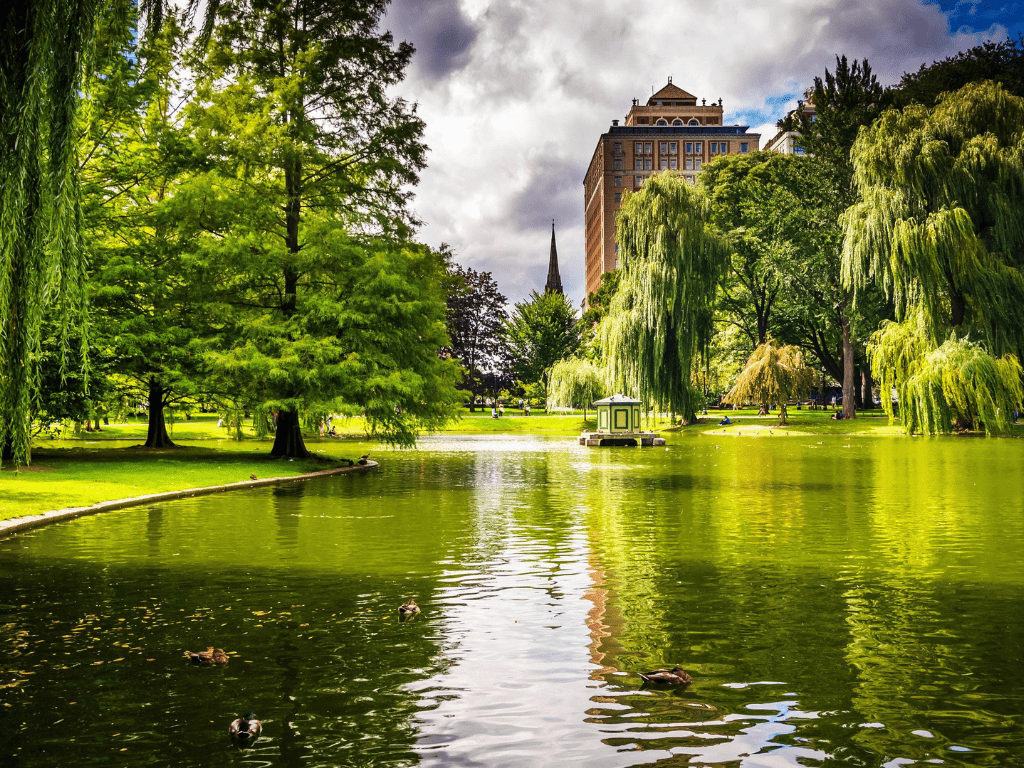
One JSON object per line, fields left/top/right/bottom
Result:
{"left": 357, "top": 454, "right": 370, "bottom": 466}
{"left": 187, "top": 647, "right": 229, "bottom": 665}
{"left": 638, "top": 666, "right": 692, "bottom": 685}
{"left": 229, "top": 711, "right": 262, "bottom": 747}
{"left": 398, "top": 598, "right": 421, "bottom": 618}
{"left": 249, "top": 474, "right": 258, "bottom": 481}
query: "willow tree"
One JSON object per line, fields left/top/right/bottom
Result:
{"left": 723, "top": 339, "right": 815, "bottom": 425}
{"left": 0, "top": 0, "right": 118, "bottom": 463}
{"left": 843, "top": 81, "right": 1024, "bottom": 432}
{"left": 547, "top": 358, "right": 605, "bottom": 421}
{"left": 599, "top": 174, "right": 730, "bottom": 424}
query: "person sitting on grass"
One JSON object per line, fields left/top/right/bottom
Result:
{"left": 831, "top": 411, "right": 844, "bottom": 420}
{"left": 491, "top": 406, "right": 498, "bottom": 419}
{"left": 718, "top": 415, "right": 731, "bottom": 426}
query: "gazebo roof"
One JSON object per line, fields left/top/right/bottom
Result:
{"left": 593, "top": 393, "right": 643, "bottom": 405}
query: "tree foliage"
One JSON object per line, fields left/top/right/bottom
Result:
{"left": 547, "top": 357, "right": 605, "bottom": 420}
{"left": 894, "top": 36, "right": 1024, "bottom": 108}
{"left": 599, "top": 173, "right": 730, "bottom": 423}
{"left": 723, "top": 338, "right": 815, "bottom": 425}
{"left": 444, "top": 261, "right": 508, "bottom": 405}
{"left": 180, "top": 0, "right": 458, "bottom": 453}
{"left": 503, "top": 290, "right": 580, "bottom": 391}
{"left": 0, "top": 0, "right": 127, "bottom": 464}
{"left": 844, "top": 81, "right": 1024, "bottom": 432}
{"left": 870, "top": 319, "right": 1022, "bottom": 434}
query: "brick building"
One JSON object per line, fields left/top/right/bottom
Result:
{"left": 583, "top": 79, "right": 761, "bottom": 299}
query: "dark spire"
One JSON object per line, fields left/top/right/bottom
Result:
{"left": 545, "top": 220, "right": 563, "bottom": 295}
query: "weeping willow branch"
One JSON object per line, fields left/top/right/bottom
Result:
{"left": 843, "top": 81, "right": 1024, "bottom": 433}
{"left": 722, "top": 339, "right": 815, "bottom": 425}
{"left": 869, "top": 318, "right": 1023, "bottom": 434}
{"left": 598, "top": 174, "right": 730, "bottom": 423}
{"left": 548, "top": 358, "right": 605, "bottom": 420}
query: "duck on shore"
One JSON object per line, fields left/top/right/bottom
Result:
{"left": 638, "top": 666, "right": 692, "bottom": 685}
{"left": 229, "top": 711, "right": 262, "bottom": 747}
{"left": 187, "top": 647, "right": 229, "bottom": 665}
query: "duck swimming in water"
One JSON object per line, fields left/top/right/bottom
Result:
{"left": 229, "top": 711, "right": 262, "bottom": 747}
{"left": 638, "top": 666, "right": 692, "bottom": 685}
{"left": 187, "top": 647, "right": 229, "bottom": 665}
{"left": 398, "top": 599, "right": 421, "bottom": 618}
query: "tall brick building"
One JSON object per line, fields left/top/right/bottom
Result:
{"left": 583, "top": 79, "right": 761, "bottom": 299}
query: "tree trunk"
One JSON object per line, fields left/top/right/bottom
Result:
{"left": 270, "top": 407, "right": 310, "bottom": 459}
{"left": 779, "top": 403, "right": 788, "bottom": 425}
{"left": 842, "top": 314, "right": 856, "bottom": 420}
{"left": 853, "top": 366, "right": 863, "bottom": 410}
{"left": 144, "top": 377, "right": 176, "bottom": 448}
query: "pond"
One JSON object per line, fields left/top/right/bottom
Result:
{"left": 2, "top": 434, "right": 1023, "bottom": 767}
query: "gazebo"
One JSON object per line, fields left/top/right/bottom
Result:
{"left": 579, "top": 394, "right": 665, "bottom": 447}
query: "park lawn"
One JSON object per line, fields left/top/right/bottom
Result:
{"left": 0, "top": 444, "right": 325, "bottom": 523}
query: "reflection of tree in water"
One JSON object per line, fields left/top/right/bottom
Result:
{"left": 273, "top": 485, "right": 304, "bottom": 551}
{"left": 145, "top": 506, "right": 163, "bottom": 558}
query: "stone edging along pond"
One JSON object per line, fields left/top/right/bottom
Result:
{"left": 0, "top": 460, "right": 378, "bottom": 539}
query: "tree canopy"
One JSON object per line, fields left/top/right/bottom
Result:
{"left": 503, "top": 290, "right": 580, "bottom": 392}
{"left": 723, "top": 338, "right": 815, "bottom": 425}
{"left": 844, "top": 80, "right": 1024, "bottom": 432}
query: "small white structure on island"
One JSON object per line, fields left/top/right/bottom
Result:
{"left": 580, "top": 394, "right": 666, "bottom": 447}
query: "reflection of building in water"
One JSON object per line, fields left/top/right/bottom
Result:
{"left": 583, "top": 544, "right": 626, "bottom": 680}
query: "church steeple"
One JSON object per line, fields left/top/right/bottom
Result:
{"left": 545, "top": 220, "right": 563, "bottom": 294}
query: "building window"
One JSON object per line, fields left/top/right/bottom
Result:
{"left": 695, "top": 159, "right": 703, "bottom": 170}
{"left": 672, "top": 119, "right": 683, "bottom": 126}
{"left": 694, "top": 142, "right": 702, "bottom": 153}
{"left": 685, "top": 157, "right": 693, "bottom": 170}
{"left": 614, "top": 142, "right": 621, "bottom": 152}
{"left": 670, "top": 142, "right": 677, "bottom": 152}
{"left": 645, "top": 159, "right": 652, "bottom": 170}
{"left": 614, "top": 192, "right": 622, "bottom": 203}
{"left": 645, "top": 142, "right": 652, "bottom": 153}
{"left": 613, "top": 160, "right": 622, "bottom": 170}
{"left": 656, "top": 119, "right": 667, "bottom": 126}
{"left": 635, "top": 159, "right": 643, "bottom": 170}
{"left": 635, "top": 141, "right": 643, "bottom": 153}
{"left": 794, "top": 146, "right": 806, "bottom": 155}
{"left": 741, "top": 142, "right": 749, "bottom": 153}
{"left": 660, "top": 158, "right": 667, "bottom": 170}
{"left": 720, "top": 143, "right": 728, "bottom": 154}
{"left": 614, "top": 242, "right": 619, "bottom": 253}
{"left": 685, "top": 142, "right": 692, "bottom": 153}
{"left": 614, "top": 176, "right": 621, "bottom": 187}
{"left": 660, "top": 142, "right": 668, "bottom": 153}
{"left": 669, "top": 158, "right": 677, "bottom": 169}
{"left": 635, "top": 175, "right": 642, "bottom": 186}
{"left": 710, "top": 143, "right": 717, "bottom": 154}
{"left": 689, "top": 118, "right": 699, "bottom": 126}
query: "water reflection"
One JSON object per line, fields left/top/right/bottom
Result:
{"left": 1, "top": 435, "right": 1023, "bottom": 766}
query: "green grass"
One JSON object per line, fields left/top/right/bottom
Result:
{"left": 0, "top": 445, "right": 327, "bottom": 523}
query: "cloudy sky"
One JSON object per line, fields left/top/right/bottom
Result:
{"left": 381, "top": 0, "right": 1023, "bottom": 309}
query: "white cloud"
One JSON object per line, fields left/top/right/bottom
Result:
{"left": 384, "top": 0, "right": 1007, "bottom": 308}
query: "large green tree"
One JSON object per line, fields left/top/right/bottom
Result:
{"left": 893, "top": 35, "right": 1024, "bottom": 108}
{"left": 503, "top": 290, "right": 580, "bottom": 395}
{"left": 599, "top": 173, "right": 730, "bottom": 423}
{"left": 444, "top": 262, "right": 508, "bottom": 410}
{"left": 180, "top": 0, "right": 459, "bottom": 456}
{"left": 784, "top": 56, "right": 888, "bottom": 419}
{"left": 843, "top": 80, "right": 1024, "bottom": 433}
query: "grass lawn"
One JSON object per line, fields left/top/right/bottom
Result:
{"left": 0, "top": 445, "right": 327, "bottom": 523}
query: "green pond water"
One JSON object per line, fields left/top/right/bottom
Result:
{"left": 2, "top": 434, "right": 1024, "bottom": 767}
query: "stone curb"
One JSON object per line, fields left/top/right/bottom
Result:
{"left": 0, "top": 460, "right": 378, "bottom": 539}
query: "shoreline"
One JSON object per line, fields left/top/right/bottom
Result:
{"left": 0, "top": 460, "right": 378, "bottom": 539}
